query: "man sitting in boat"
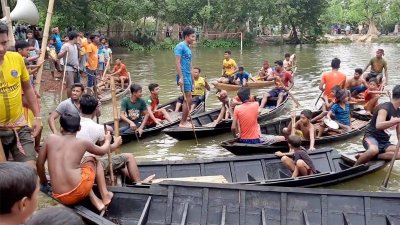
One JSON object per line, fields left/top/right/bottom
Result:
{"left": 255, "top": 60, "right": 273, "bottom": 81}
{"left": 204, "top": 90, "right": 232, "bottom": 127}
{"left": 175, "top": 67, "right": 210, "bottom": 113}
{"left": 363, "top": 78, "right": 390, "bottom": 116}
{"left": 346, "top": 68, "right": 368, "bottom": 98}
{"left": 282, "top": 109, "right": 316, "bottom": 151}
{"left": 259, "top": 60, "right": 293, "bottom": 110}
{"left": 354, "top": 85, "right": 400, "bottom": 166}
{"left": 37, "top": 113, "right": 121, "bottom": 212}
{"left": 283, "top": 53, "right": 293, "bottom": 72}
{"left": 316, "top": 89, "right": 351, "bottom": 137}
{"left": 232, "top": 87, "right": 284, "bottom": 144}
{"left": 275, "top": 135, "right": 317, "bottom": 178}
{"left": 217, "top": 50, "right": 238, "bottom": 84}
{"left": 233, "top": 66, "right": 256, "bottom": 86}
{"left": 119, "top": 84, "right": 149, "bottom": 136}
{"left": 363, "top": 49, "right": 388, "bottom": 85}
{"left": 98, "top": 58, "right": 129, "bottom": 93}
{"left": 145, "top": 83, "right": 173, "bottom": 126}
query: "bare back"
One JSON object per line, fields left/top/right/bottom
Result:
{"left": 296, "top": 121, "right": 313, "bottom": 140}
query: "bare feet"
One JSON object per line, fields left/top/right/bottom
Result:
{"left": 102, "top": 191, "right": 114, "bottom": 206}
{"left": 179, "top": 122, "right": 192, "bottom": 128}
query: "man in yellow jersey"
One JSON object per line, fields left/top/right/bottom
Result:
{"left": 175, "top": 67, "right": 210, "bottom": 112}
{"left": 0, "top": 24, "right": 40, "bottom": 167}
{"left": 218, "top": 50, "right": 238, "bottom": 84}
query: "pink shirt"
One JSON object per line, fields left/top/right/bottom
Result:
{"left": 234, "top": 102, "right": 260, "bottom": 140}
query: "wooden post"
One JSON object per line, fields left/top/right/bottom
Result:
{"left": 34, "top": 0, "right": 56, "bottom": 93}
{"left": 110, "top": 76, "right": 120, "bottom": 154}
{"left": 103, "top": 125, "right": 114, "bottom": 184}
{"left": 1, "top": 0, "right": 7, "bottom": 17}
{"left": 5, "top": 7, "right": 15, "bottom": 48}
{"left": 0, "top": 140, "right": 6, "bottom": 162}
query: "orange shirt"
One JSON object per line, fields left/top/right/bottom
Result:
{"left": 233, "top": 102, "right": 260, "bottom": 140}
{"left": 85, "top": 43, "right": 98, "bottom": 70}
{"left": 321, "top": 71, "right": 346, "bottom": 100}
{"left": 113, "top": 63, "right": 129, "bottom": 77}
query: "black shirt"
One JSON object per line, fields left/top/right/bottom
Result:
{"left": 293, "top": 148, "right": 317, "bottom": 173}
{"left": 364, "top": 102, "right": 400, "bottom": 142}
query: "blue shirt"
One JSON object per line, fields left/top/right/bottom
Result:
{"left": 331, "top": 103, "right": 351, "bottom": 125}
{"left": 235, "top": 72, "right": 250, "bottom": 85}
{"left": 174, "top": 41, "right": 192, "bottom": 80}
{"left": 52, "top": 34, "right": 62, "bottom": 53}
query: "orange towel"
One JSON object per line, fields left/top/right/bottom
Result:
{"left": 52, "top": 162, "right": 95, "bottom": 205}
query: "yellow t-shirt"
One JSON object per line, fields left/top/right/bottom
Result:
{"left": 223, "top": 58, "right": 237, "bottom": 76}
{"left": 193, "top": 77, "right": 205, "bottom": 96}
{"left": 0, "top": 51, "right": 30, "bottom": 124}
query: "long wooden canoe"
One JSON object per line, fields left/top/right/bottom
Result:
{"left": 98, "top": 73, "right": 132, "bottom": 103}
{"left": 162, "top": 93, "right": 290, "bottom": 140}
{"left": 221, "top": 109, "right": 370, "bottom": 155}
{"left": 213, "top": 80, "right": 274, "bottom": 92}
{"left": 54, "top": 178, "right": 400, "bottom": 225}
{"left": 131, "top": 148, "right": 386, "bottom": 187}
{"left": 105, "top": 99, "right": 204, "bottom": 143}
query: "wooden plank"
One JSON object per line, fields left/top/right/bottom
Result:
{"left": 386, "top": 215, "right": 394, "bottom": 225}
{"left": 303, "top": 210, "right": 310, "bottom": 225}
{"left": 239, "top": 190, "right": 246, "bottom": 225}
{"left": 167, "top": 165, "right": 172, "bottom": 177}
{"left": 200, "top": 188, "right": 209, "bottom": 225}
{"left": 261, "top": 208, "right": 267, "bottom": 225}
{"left": 180, "top": 202, "right": 189, "bottom": 225}
{"left": 321, "top": 195, "right": 328, "bottom": 225}
{"left": 220, "top": 205, "right": 226, "bottom": 225}
{"left": 343, "top": 212, "right": 352, "bottom": 225}
{"left": 152, "top": 175, "right": 228, "bottom": 184}
{"left": 137, "top": 196, "right": 152, "bottom": 225}
{"left": 281, "top": 193, "right": 287, "bottom": 225}
{"left": 364, "top": 197, "right": 371, "bottom": 225}
{"left": 200, "top": 163, "right": 205, "bottom": 176}
{"left": 229, "top": 161, "right": 237, "bottom": 182}
{"left": 165, "top": 186, "right": 174, "bottom": 224}
{"left": 260, "top": 159, "right": 268, "bottom": 180}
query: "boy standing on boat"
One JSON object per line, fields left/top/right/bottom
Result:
{"left": 120, "top": 84, "right": 149, "bottom": 136}
{"left": 275, "top": 135, "right": 317, "bottom": 178}
{"left": 363, "top": 49, "right": 388, "bottom": 85}
{"left": 146, "top": 83, "right": 173, "bottom": 126}
{"left": 218, "top": 50, "right": 238, "bottom": 84}
{"left": 355, "top": 85, "right": 400, "bottom": 166}
{"left": 282, "top": 109, "right": 316, "bottom": 151}
{"left": 175, "top": 27, "right": 196, "bottom": 128}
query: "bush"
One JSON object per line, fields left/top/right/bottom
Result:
{"left": 120, "top": 38, "right": 180, "bottom": 51}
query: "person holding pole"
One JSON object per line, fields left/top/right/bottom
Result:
{"left": 174, "top": 27, "right": 196, "bottom": 128}
{"left": 354, "top": 85, "right": 400, "bottom": 166}
{"left": 0, "top": 23, "right": 41, "bottom": 167}
{"left": 58, "top": 31, "right": 80, "bottom": 98}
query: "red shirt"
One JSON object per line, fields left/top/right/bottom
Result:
{"left": 272, "top": 70, "right": 293, "bottom": 87}
{"left": 364, "top": 89, "right": 375, "bottom": 102}
{"left": 113, "top": 63, "right": 129, "bottom": 77}
{"left": 233, "top": 102, "right": 260, "bottom": 140}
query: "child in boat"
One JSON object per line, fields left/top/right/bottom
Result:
{"left": 145, "top": 83, "right": 173, "bottom": 126}
{"left": 256, "top": 60, "right": 273, "bottom": 81}
{"left": 311, "top": 85, "right": 342, "bottom": 124}
{"left": 346, "top": 68, "right": 368, "bottom": 98}
{"left": 317, "top": 89, "right": 351, "bottom": 137}
{"left": 234, "top": 66, "right": 256, "bottom": 86}
{"left": 275, "top": 135, "right": 317, "bottom": 178}
{"left": 204, "top": 90, "right": 232, "bottom": 127}
{"left": 283, "top": 53, "right": 292, "bottom": 71}
{"left": 0, "top": 162, "right": 40, "bottom": 225}
{"left": 37, "top": 113, "right": 121, "bottom": 212}
{"left": 364, "top": 78, "right": 389, "bottom": 115}
{"left": 282, "top": 109, "right": 316, "bottom": 151}
{"left": 217, "top": 50, "right": 238, "bottom": 84}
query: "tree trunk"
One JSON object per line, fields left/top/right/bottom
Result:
{"left": 367, "top": 20, "right": 379, "bottom": 35}
{"left": 288, "top": 19, "right": 300, "bottom": 44}
{"left": 155, "top": 17, "right": 160, "bottom": 41}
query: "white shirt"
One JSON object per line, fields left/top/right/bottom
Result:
{"left": 76, "top": 117, "right": 105, "bottom": 157}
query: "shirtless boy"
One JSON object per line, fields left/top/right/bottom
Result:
{"left": 346, "top": 68, "right": 368, "bottom": 97}
{"left": 37, "top": 113, "right": 122, "bottom": 211}
{"left": 282, "top": 109, "right": 316, "bottom": 151}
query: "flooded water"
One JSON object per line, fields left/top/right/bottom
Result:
{"left": 40, "top": 43, "right": 400, "bottom": 192}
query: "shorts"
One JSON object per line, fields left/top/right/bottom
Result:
{"left": 98, "top": 154, "right": 128, "bottom": 174}
{"left": 66, "top": 71, "right": 79, "bottom": 88}
{"left": 222, "top": 75, "right": 235, "bottom": 84}
{"left": 52, "top": 161, "right": 95, "bottom": 205}
{"left": 0, "top": 126, "right": 36, "bottom": 162}
{"left": 98, "top": 62, "right": 105, "bottom": 71}
{"left": 146, "top": 111, "right": 165, "bottom": 125}
{"left": 176, "top": 74, "right": 193, "bottom": 92}
{"left": 268, "top": 88, "right": 287, "bottom": 98}
{"left": 362, "top": 136, "right": 393, "bottom": 154}
{"left": 119, "top": 120, "right": 143, "bottom": 134}
{"left": 350, "top": 85, "right": 367, "bottom": 95}
{"left": 365, "top": 72, "right": 380, "bottom": 82}
{"left": 177, "top": 95, "right": 204, "bottom": 105}
{"left": 238, "top": 138, "right": 263, "bottom": 144}
{"left": 48, "top": 59, "right": 56, "bottom": 72}
{"left": 260, "top": 134, "right": 280, "bottom": 145}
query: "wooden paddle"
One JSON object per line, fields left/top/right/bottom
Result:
{"left": 110, "top": 76, "right": 121, "bottom": 154}
{"left": 276, "top": 79, "right": 300, "bottom": 107}
{"left": 103, "top": 124, "right": 114, "bottom": 184}
{"left": 0, "top": 139, "right": 6, "bottom": 162}
{"left": 381, "top": 138, "right": 400, "bottom": 189}
{"left": 59, "top": 52, "right": 69, "bottom": 102}
{"left": 314, "top": 90, "right": 324, "bottom": 107}
{"left": 181, "top": 86, "right": 199, "bottom": 145}
{"left": 101, "top": 58, "right": 111, "bottom": 81}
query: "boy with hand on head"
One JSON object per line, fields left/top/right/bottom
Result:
{"left": 37, "top": 113, "right": 122, "bottom": 212}
{"left": 0, "top": 162, "right": 40, "bottom": 225}
{"left": 145, "top": 83, "right": 173, "bottom": 126}
{"left": 275, "top": 135, "right": 317, "bottom": 178}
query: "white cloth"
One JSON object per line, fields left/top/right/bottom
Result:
{"left": 76, "top": 117, "right": 105, "bottom": 157}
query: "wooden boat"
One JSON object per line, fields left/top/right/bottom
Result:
{"left": 134, "top": 148, "right": 386, "bottom": 187}
{"left": 213, "top": 80, "right": 274, "bottom": 92}
{"left": 163, "top": 93, "right": 290, "bottom": 140}
{"left": 221, "top": 109, "right": 371, "bottom": 155}
{"left": 98, "top": 73, "right": 132, "bottom": 103}
{"left": 105, "top": 99, "right": 204, "bottom": 143}
{"left": 56, "top": 178, "right": 400, "bottom": 225}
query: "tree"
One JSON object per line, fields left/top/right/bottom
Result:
{"left": 348, "top": 0, "right": 388, "bottom": 35}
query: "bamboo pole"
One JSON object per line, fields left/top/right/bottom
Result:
{"left": 5, "top": 7, "right": 15, "bottom": 48}
{"left": 34, "top": 0, "right": 56, "bottom": 93}
{"left": 110, "top": 76, "right": 120, "bottom": 154}
{"left": 0, "top": 140, "right": 6, "bottom": 162}
{"left": 381, "top": 139, "right": 400, "bottom": 189}
{"left": 103, "top": 124, "right": 114, "bottom": 184}
{"left": 1, "top": 0, "right": 6, "bottom": 17}
{"left": 59, "top": 52, "right": 69, "bottom": 102}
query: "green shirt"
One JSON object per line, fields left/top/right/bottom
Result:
{"left": 120, "top": 97, "right": 147, "bottom": 122}
{"left": 369, "top": 57, "right": 387, "bottom": 73}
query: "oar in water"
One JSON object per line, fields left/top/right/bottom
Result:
{"left": 103, "top": 124, "right": 114, "bottom": 184}
{"left": 314, "top": 90, "right": 324, "bottom": 107}
{"left": 276, "top": 80, "right": 301, "bottom": 107}
{"left": 381, "top": 138, "right": 400, "bottom": 189}
{"left": 181, "top": 86, "right": 199, "bottom": 145}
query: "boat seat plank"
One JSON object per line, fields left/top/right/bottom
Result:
{"left": 137, "top": 196, "right": 152, "bottom": 225}
{"left": 152, "top": 175, "right": 228, "bottom": 184}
